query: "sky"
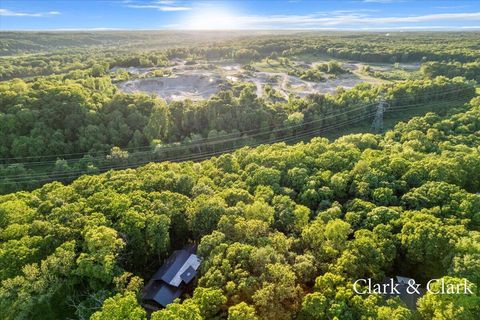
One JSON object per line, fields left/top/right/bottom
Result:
{"left": 0, "top": 0, "right": 479, "bottom": 31}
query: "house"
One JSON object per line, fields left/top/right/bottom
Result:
{"left": 143, "top": 245, "right": 201, "bottom": 309}
{"left": 383, "top": 276, "right": 425, "bottom": 310}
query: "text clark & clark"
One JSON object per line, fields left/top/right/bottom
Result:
{"left": 353, "top": 278, "right": 473, "bottom": 295}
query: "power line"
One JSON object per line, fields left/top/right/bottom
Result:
{"left": 0, "top": 85, "right": 472, "bottom": 163}
{"left": 1, "top": 100, "right": 378, "bottom": 167}
{"left": 1, "top": 86, "right": 471, "bottom": 176}
{"left": 0, "top": 111, "right": 380, "bottom": 184}
{"left": 1, "top": 91, "right": 464, "bottom": 174}
{"left": 0, "top": 101, "right": 375, "bottom": 162}
{"left": 0, "top": 94, "right": 468, "bottom": 186}
{"left": 0, "top": 93, "right": 469, "bottom": 183}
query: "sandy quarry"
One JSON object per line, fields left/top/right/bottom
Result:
{"left": 117, "top": 73, "right": 222, "bottom": 101}
{"left": 115, "top": 60, "right": 384, "bottom": 101}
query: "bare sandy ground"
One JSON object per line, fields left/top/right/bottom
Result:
{"left": 115, "top": 60, "right": 383, "bottom": 101}
{"left": 117, "top": 73, "right": 222, "bottom": 101}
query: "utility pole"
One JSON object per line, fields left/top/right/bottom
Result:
{"left": 372, "top": 96, "right": 388, "bottom": 133}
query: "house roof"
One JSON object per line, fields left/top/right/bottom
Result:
{"left": 143, "top": 245, "right": 201, "bottom": 309}
{"left": 180, "top": 266, "right": 197, "bottom": 284}
{"left": 145, "top": 282, "right": 183, "bottom": 307}
{"left": 382, "top": 276, "right": 424, "bottom": 310}
{"left": 396, "top": 276, "right": 413, "bottom": 285}
{"left": 151, "top": 247, "right": 201, "bottom": 287}
{"left": 151, "top": 250, "right": 190, "bottom": 282}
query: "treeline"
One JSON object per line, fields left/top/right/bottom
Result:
{"left": 0, "top": 50, "right": 170, "bottom": 81}
{"left": 286, "top": 32, "right": 480, "bottom": 63}
{"left": 197, "top": 32, "right": 480, "bottom": 63}
{"left": 119, "top": 32, "right": 480, "bottom": 64}
{"left": 0, "top": 76, "right": 475, "bottom": 193}
{"left": 0, "top": 31, "right": 253, "bottom": 55}
{"left": 288, "top": 61, "right": 349, "bottom": 81}
{"left": 1, "top": 96, "right": 479, "bottom": 319}
{"left": 421, "top": 60, "right": 480, "bottom": 81}
{"left": 3, "top": 32, "right": 480, "bottom": 81}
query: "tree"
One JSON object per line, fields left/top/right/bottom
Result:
{"left": 298, "top": 292, "right": 328, "bottom": 320}
{"left": 301, "top": 218, "right": 352, "bottom": 268}
{"left": 272, "top": 195, "right": 310, "bottom": 234}
{"left": 449, "top": 232, "right": 480, "bottom": 288}
{"left": 0, "top": 241, "right": 76, "bottom": 320}
{"left": 91, "top": 63, "right": 108, "bottom": 77}
{"left": 299, "top": 272, "right": 380, "bottom": 320}
{"left": 293, "top": 253, "right": 317, "bottom": 284}
{"left": 76, "top": 226, "right": 125, "bottom": 286}
{"left": 400, "top": 212, "right": 465, "bottom": 278}
{"left": 145, "top": 213, "right": 171, "bottom": 259}
{"left": 252, "top": 263, "right": 303, "bottom": 320}
{"left": 243, "top": 200, "right": 275, "bottom": 225}
{"left": 151, "top": 301, "right": 203, "bottom": 320}
{"left": 90, "top": 292, "right": 146, "bottom": 320}
{"left": 143, "top": 100, "right": 169, "bottom": 141}
{"left": 335, "top": 225, "right": 396, "bottom": 280}
{"left": 188, "top": 195, "right": 227, "bottom": 239}
{"left": 362, "top": 206, "right": 400, "bottom": 230}
{"left": 375, "top": 299, "right": 413, "bottom": 320}
{"left": 228, "top": 302, "right": 258, "bottom": 320}
{"left": 190, "top": 287, "right": 227, "bottom": 318}
{"left": 417, "top": 277, "right": 480, "bottom": 319}
{"left": 106, "top": 147, "right": 129, "bottom": 164}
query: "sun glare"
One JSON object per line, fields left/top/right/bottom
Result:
{"left": 184, "top": 8, "right": 240, "bottom": 30}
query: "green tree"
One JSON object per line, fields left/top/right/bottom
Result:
{"left": 417, "top": 277, "right": 480, "bottom": 319}
{"left": 188, "top": 195, "right": 227, "bottom": 239}
{"left": 90, "top": 292, "right": 146, "bottom": 320}
{"left": 190, "top": 287, "right": 227, "bottom": 318}
{"left": 76, "top": 226, "right": 125, "bottom": 286}
{"left": 151, "top": 301, "right": 203, "bottom": 320}
{"left": 228, "top": 302, "right": 258, "bottom": 320}
{"left": 0, "top": 241, "right": 76, "bottom": 320}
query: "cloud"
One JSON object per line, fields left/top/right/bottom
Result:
{"left": 435, "top": 5, "right": 468, "bottom": 10}
{"left": 358, "top": 25, "right": 480, "bottom": 30}
{"left": 127, "top": 4, "right": 191, "bottom": 11}
{"left": 0, "top": 8, "right": 60, "bottom": 17}
{"left": 217, "top": 11, "right": 480, "bottom": 29}
{"left": 362, "top": 12, "right": 480, "bottom": 24}
{"left": 159, "top": 6, "right": 191, "bottom": 11}
{"left": 126, "top": 0, "right": 191, "bottom": 11}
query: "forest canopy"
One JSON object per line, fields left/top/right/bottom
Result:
{"left": 1, "top": 31, "right": 480, "bottom": 320}
{"left": 0, "top": 75, "right": 475, "bottom": 194}
{"left": 0, "top": 95, "right": 479, "bottom": 319}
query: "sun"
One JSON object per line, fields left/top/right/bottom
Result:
{"left": 183, "top": 7, "right": 240, "bottom": 30}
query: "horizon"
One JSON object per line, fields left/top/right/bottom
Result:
{"left": 2, "top": 29, "right": 480, "bottom": 32}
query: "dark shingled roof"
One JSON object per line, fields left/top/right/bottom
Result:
{"left": 180, "top": 266, "right": 197, "bottom": 284}
{"left": 143, "top": 245, "right": 200, "bottom": 309}
{"left": 151, "top": 283, "right": 183, "bottom": 307}
{"left": 151, "top": 249, "right": 192, "bottom": 285}
{"left": 382, "top": 276, "right": 424, "bottom": 310}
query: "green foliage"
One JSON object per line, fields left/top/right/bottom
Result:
{"left": 421, "top": 61, "right": 480, "bottom": 81}
{"left": 417, "top": 277, "right": 480, "bottom": 319}
{"left": 1, "top": 95, "right": 479, "bottom": 319}
{"left": 0, "top": 241, "right": 76, "bottom": 320}
{"left": 228, "top": 302, "right": 258, "bottom": 320}
{"left": 76, "top": 226, "right": 125, "bottom": 286}
{"left": 151, "top": 301, "right": 203, "bottom": 320}
{"left": 90, "top": 292, "right": 147, "bottom": 320}
{"left": 0, "top": 74, "right": 474, "bottom": 194}
{"left": 1, "top": 32, "right": 480, "bottom": 319}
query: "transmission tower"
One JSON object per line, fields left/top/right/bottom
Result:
{"left": 372, "top": 97, "right": 388, "bottom": 133}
